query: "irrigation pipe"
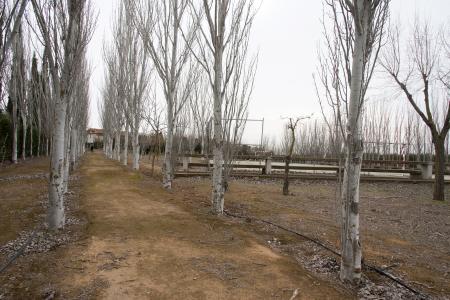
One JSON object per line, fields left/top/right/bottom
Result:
{"left": 224, "top": 209, "right": 427, "bottom": 299}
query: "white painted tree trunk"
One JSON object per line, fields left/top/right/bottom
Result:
{"left": 63, "top": 118, "right": 71, "bottom": 194}
{"left": 132, "top": 130, "right": 139, "bottom": 170}
{"left": 201, "top": 133, "right": 205, "bottom": 155}
{"left": 105, "top": 138, "right": 109, "bottom": 157}
{"left": 37, "top": 109, "right": 41, "bottom": 157}
{"left": 77, "top": 130, "right": 83, "bottom": 158}
{"left": 108, "top": 137, "right": 113, "bottom": 158}
{"left": 48, "top": 100, "right": 67, "bottom": 229}
{"left": 29, "top": 120, "right": 33, "bottom": 157}
{"left": 211, "top": 49, "right": 224, "bottom": 214}
{"left": 122, "top": 123, "right": 129, "bottom": 165}
{"left": 163, "top": 103, "right": 174, "bottom": 189}
{"left": 70, "top": 128, "right": 77, "bottom": 171}
{"left": 11, "top": 98, "right": 18, "bottom": 163}
{"left": 132, "top": 114, "right": 140, "bottom": 170}
{"left": 340, "top": 0, "right": 368, "bottom": 283}
{"left": 21, "top": 117, "right": 26, "bottom": 160}
{"left": 115, "top": 131, "right": 121, "bottom": 161}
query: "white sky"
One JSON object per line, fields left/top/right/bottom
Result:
{"left": 87, "top": 0, "right": 450, "bottom": 144}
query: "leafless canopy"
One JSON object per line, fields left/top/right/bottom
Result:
{"left": 315, "top": 0, "right": 389, "bottom": 141}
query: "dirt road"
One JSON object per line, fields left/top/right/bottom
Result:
{"left": 37, "top": 153, "right": 349, "bottom": 299}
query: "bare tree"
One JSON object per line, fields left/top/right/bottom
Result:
{"left": 189, "top": 74, "right": 211, "bottom": 155}
{"left": 381, "top": 21, "right": 450, "bottom": 201}
{"left": 16, "top": 25, "right": 27, "bottom": 161}
{"left": 8, "top": 19, "right": 26, "bottom": 163}
{"left": 0, "top": 0, "right": 28, "bottom": 84}
{"left": 133, "top": 0, "right": 197, "bottom": 189}
{"left": 188, "top": 0, "right": 257, "bottom": 214}
{"left": 31, "top": 0, "right": 94, "bottom": 229}
{"left": 282, "top": 117, "right": 303, "bottom": 196}
{"left": 143, "top": 92, "right": 165, "bottom": 175}
{"left": 121, "top": 1, "right": 150, "bottom": 170}
{"left": 221, "top": 41, "right": 257, "bottom": 192}
{"left": 102, "top": 6, "right": 130, "bottom": 164}
{"left": 316, "top": 0, "right": 390, "bottom": 283}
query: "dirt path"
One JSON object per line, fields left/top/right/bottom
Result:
{"left": 40, "top": 153, "right": 348, "bottom": 299}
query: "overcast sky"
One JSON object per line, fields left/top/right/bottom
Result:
{"left": 87, "top": 0, "right": 450, "bottom": 144}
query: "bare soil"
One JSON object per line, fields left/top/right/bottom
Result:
{"left": 0, "top": 153, "right": 352, "bottom": 299}
{"left": 1, "top": 153, "right": 449, "bottom": 299}
{"left": 164, "top": 172, "right": 450, "bottom": 299}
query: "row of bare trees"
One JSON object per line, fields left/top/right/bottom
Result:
{"left": 273, "top": 102, "right": 449, "bottom": 163}
{"left": 0, "top": 0, "right": 94, "bottom": 230}
{"left": 100, "top": 0, "right": 257, "bottom": 216}
{"left": 101, "top": 0, "right": 149, "bottom": 171}
{"left": 31, "top": 0, "right": 94, "bottom": 229}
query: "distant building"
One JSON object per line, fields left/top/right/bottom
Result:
{"left": 86, "top": 128, "right": 104, "bottom": 148}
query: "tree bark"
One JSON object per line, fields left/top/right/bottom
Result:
{"left": 63, "top": 117, "right": 71, "bottom": 194}
{"left": 122, "top": 123, "right": 129, "bottom": 165}
{"left": 151, "top": 131, "right": 160, "bottom": 176}
{"left": 48, "top": 100, "right": 67, "bottom": 229}
{"left": 70, "top": 128, "right": 77, "bottom": 171}
{"left": 283, "top": 155, "right": 291, "bottom": 195}
{"left": 211, "top": 45, "right": 224, "bottom": 215}
{"left": 46, "top": 137, "right": 49, "bottom": 157}
{"left": 283, "top": 125, "right": 296, "bottom": 196}
{"left": 21, "top": 116, "right": 26, "bottom": 160}
{"left": 29, "top": 121, "right": 33, "bottom": 158}
{"left": 132, "top": 115, "right": 140, "bottom": 170}
{"left": 163, "top": 103, "right": 174, "bottom": 189}
{"left": 115, "top": 130, "right": 121, "bottom": 161}
{"left": 11, "top": 97, "right": 18, "bottom": 163}
{"left": 340, "top": 0, "right": 367, "bottom": 283}
{"left": 37, "top": 108, "right": 41, "bottom": 157}
{"left": 433, "top": 137, "right": 446, "bottom": 201}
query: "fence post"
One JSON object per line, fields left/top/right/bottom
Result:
{"left": 418, "top": 162, "right": 433, "bottom": 180}
{"left": 265, "top": 157, "right": 272, "bottom": 175}
{"left": 183, "top": 156, "right": 189, "bottom": 172}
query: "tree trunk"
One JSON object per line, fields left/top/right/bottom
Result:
{"left": 340, "top": 1, "right": 367, "bottom": 283}
{"left": 48, "top": 100, "right": 67, "bottom": 230}
{"left": 201, "top": 131, "right": 205, "bottom": 155}
{"left": 70, "top": 128, "right": 77, "bottom": 172}
{"left": 105, "top": 137, "right": 110, "bottom": 158}
{"left": 11, "top": 98, "right": 18, "bottom": 163}
{"left": 109, "top": 136, "right": 113, "bottom": 159}
{"left": 151, "top": 152, "right": 156, "bottom": 175}
{"left": 151, "top": 131, "right": 160, "bottom": 176}
{"left": 63, "top": 118, "right": 71, "bottom": 193}
{"left": 132, "top": 118, "right": 139, "bottom": 170}
{"left": 122, "top": 123, "right": 129, "bottom": 165}
{"left": 115, "top": 130, "right": 121, "bottom": 161}
{"left": 37, "top": 109, "right": 41, "bottom": 157}
{"left": 433, "top": 137, "right": 446, "bottom": 201}
{"left": 283, "top": 127, "right": 296, "bottom": 196}
{"left": 46, "top": 137, "right": 49, "bottom": 157}
{"left": 163, "top": 104, "right": 174, "bottom": 189}
{"left": 283, "top": 155, "right": 291, "bottom": 195}
{"left": 21, "top": 116, "right": 26, "bottom": 160}
{"left": 211, "top": 38, "right": 225, "bottom": 214}
{"left": 29, "top": 122, "right": 33, "bottom": 158}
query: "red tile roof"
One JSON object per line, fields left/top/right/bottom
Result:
{"left": 87, "top": 128, "right": 103, "bottom": 134}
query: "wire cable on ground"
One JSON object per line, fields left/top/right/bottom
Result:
{"left": 224, "top": 209, "right": 427, "bottom": 299}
